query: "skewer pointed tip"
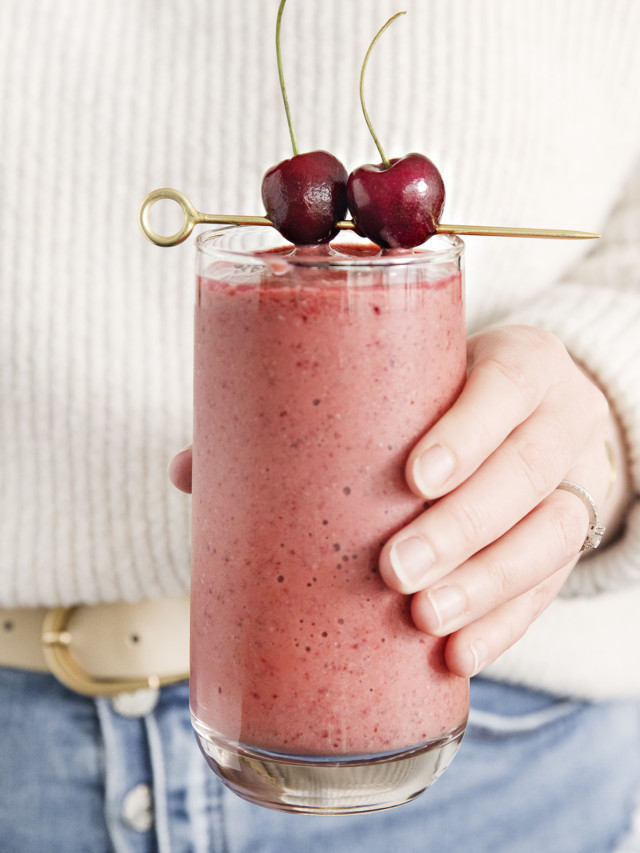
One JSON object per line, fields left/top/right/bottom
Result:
{"left": 437, "top": 223, "right": 600, "bottom": 240}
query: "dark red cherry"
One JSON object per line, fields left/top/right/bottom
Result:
{"left": 347, "top": 153, "right": 445, "bottom": 249}
{"left": 261, "top": 150, "right": 348, "bottom": 245}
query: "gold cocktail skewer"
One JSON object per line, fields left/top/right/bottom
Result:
{"left": 436, "top": 224, "right": 599, "bottom": 240}
{"left": 336, "top": 219, "right": 599, "bottom": 240}
{"left": 138, "top": 188, "right": 271, "bottom": 247}
{"left": 138, "top": 187, "right": 600, "bottom": 248}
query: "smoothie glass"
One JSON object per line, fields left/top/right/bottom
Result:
{"left": 190, "top": 226, "right": 469, "bottom": 814}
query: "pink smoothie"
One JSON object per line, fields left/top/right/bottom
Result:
{"left": 190, "top": 241, "right": 469, "bottom": 756}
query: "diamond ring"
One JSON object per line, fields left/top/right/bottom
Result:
{"left": 557, "top": 480, "right": 606, "bottom": 551}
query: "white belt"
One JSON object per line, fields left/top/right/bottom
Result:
{"left": 0, "top": 597, "right": 190, "bottom": 697}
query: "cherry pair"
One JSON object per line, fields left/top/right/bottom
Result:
{"left": 262, "top": 4, "right": 444, "bottom": 250}
{"left": 262, "top": 150, "right": 445, "bottom": 250}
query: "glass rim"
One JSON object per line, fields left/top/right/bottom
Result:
{"left": 195, "top": 226, "right": 464, "bottom": 268}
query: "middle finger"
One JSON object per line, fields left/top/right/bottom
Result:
{"left": 379, "top": 406, "right": 589, "bottom": 594}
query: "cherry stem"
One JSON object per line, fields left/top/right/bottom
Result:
{"left": 276, "top": 0, "right": 299, "bottom": 156}
{"left": 359, "top": 11, "right": 406, "bottom": 168}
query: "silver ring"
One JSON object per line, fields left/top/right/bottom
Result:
{"left": 557, "top": 480, "right": 606, "bottom": 551}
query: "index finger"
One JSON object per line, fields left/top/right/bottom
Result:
{"left": 405, "top": 327, "right": 572, "bottom": 499}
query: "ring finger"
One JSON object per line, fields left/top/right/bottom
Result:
{"left": 409, "top": 487, "right": 590, "bottom": 638}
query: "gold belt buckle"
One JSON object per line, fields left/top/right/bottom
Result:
{"left": 41, "top": 606, "right": 189, "bottom": 697}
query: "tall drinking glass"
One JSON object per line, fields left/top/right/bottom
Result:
{"left": 190, "top": 226, "right": 469, "bottom": 814}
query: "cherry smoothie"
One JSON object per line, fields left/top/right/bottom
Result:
{"left": 189, "top": 227, "right": 468, "bottom": 810}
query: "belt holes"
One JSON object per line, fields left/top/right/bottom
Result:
{"left": 3, "top": 620, "right": 14, "bottom": 632}
{"left": 126, "top": 633, "right": 141, "bottom": 646}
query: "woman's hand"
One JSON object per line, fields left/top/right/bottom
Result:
{"left": 378, "top": 325, "right": 614, "bottom": 678}
{"left": 169, "top": 325, "right": 624, "bottom": 680}
{"left": 168, "top": 447, "right": 193, "bottom": 494}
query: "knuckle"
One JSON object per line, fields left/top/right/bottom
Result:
{"left": 446, "top": 498, "right": 490, "bottom": 554}
{"left": 504, "top": 607, "right": 530, "bottom": 647}
{"left": 496, "top": 583, "right": 554, "bottom": 652}
{"left": 529, "top": 580, "right": 554, "bottom": 622}
{"left": 485, "top": 555, "right": 517, "bottom": 601}
{"left": 549, "top": 499, "right": 586, "bottom": 560}
{"left": 475, "top": 328, "right": 560, "bottom": 404}
{"left": 510, "top": 326, "right": 567, "bottom": 370}
{"left": 529, "top": 584, "right": 549, "bottom": 622}
{"left": 521, "top": 325, "right": 565, "bottom": 355}
{"left": 529, "top": 567, "right": 570, "bottom": 623}
{"left": 478, "top": 353, "right": 541, "bottom": 410}
{"left": 510, "top": 436, "right": 555, "bottom": 498}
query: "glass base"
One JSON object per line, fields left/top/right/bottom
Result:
{"left": 192, "top": 715, "right": 466, "bottom": 815}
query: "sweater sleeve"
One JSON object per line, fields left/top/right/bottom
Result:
{"left": 494, "top": 154, "right": 640, "bottom": 598}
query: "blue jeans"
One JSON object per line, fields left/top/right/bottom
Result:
{"left": 0, "top": 667, "right": 638, "bottom": 853}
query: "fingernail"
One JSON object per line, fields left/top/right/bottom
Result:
{"left": 426, "top": 585, "right": 466, "bottom": 631}
{"left": 468, "top": 639, "right": 489, "bottom": 677}
{"left": 414, "top": 444, "right": 455, "bottom": 494}
{"left": 389, "top": 536, "right": 436, "bottom": 591}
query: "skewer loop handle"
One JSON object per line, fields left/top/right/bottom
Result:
{"left": 138, "top": 187, "right": 199, "bottom": 247}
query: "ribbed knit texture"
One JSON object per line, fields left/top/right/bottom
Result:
{"left": 2, "top": 0, "right": 640, "bottom": 623}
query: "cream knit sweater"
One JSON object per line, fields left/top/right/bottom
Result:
{"left": 2, "top": 0, "right": 640, "bottom": 699}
